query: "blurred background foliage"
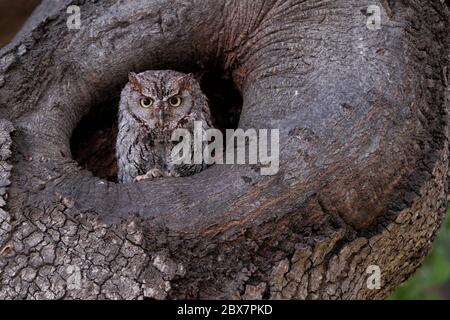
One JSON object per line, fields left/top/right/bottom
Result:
{"left": 0, "top": 0, "right": 40, "bottom": 48}
{"left": 390, "top": 206, "right": 450, "bottom": 300}
{"left": 1, "top": 0, "right": 449, "bottom": 301}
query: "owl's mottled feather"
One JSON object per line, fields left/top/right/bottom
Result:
{"left": 116, "top": 70, "right": 212, "bottom": 183}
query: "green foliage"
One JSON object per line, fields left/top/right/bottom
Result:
{"left": 390, "top": 206, "right": 450, "bottom": 300}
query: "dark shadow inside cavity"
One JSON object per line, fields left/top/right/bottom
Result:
{"left": 70, "top": 70, "right": 243, "bottom": 182}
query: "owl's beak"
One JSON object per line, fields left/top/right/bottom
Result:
{"left": 158, "top": 109, "right": 164, "bottom": 127}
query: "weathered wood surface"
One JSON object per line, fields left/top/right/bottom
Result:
{"left": 0, "top": 0, "right": 448, "bottom": 299}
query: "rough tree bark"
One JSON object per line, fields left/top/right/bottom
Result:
{"left": 0, "top": 0, "right": 448, "bottom": 299}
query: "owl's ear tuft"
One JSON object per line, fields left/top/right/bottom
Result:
{"left": 128, "top": 72, "right": 143, "bottom": 92}
{"left": 178, "top": 73, "right": 196, "bottom": 92}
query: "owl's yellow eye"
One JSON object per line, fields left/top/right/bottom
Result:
{"left": 140, "top": 97, "right": 154, "bottom": 108}
{"left": 169, "top": 95, "right": 183, "bottom": 107}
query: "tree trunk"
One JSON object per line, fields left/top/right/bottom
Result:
{"left": 0, "top": 0, "right": 448, "bottom": 299}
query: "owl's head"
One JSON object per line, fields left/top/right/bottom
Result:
{"left": 122, "top": 70, "right": 204, "bottom": 129}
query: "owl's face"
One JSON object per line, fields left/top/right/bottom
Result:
{"left": 123, "top": 70, "right": 200, "bottom": 129}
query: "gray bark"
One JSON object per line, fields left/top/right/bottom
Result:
{"left": 0, "top": 0, "right": 448, "bottom": 299}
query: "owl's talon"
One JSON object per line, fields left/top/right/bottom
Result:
{"left": 149, "top": 168, "right": 164, "bottom": 178}
{"left": 134, "top": 168, "right": 164, "bottom": 182}
{"left": 134, "top": 175, "right": 147, "bottom": 182}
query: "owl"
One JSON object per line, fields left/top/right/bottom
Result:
{"left": 116, "top": 70, "right": 212, "bottom": 183}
